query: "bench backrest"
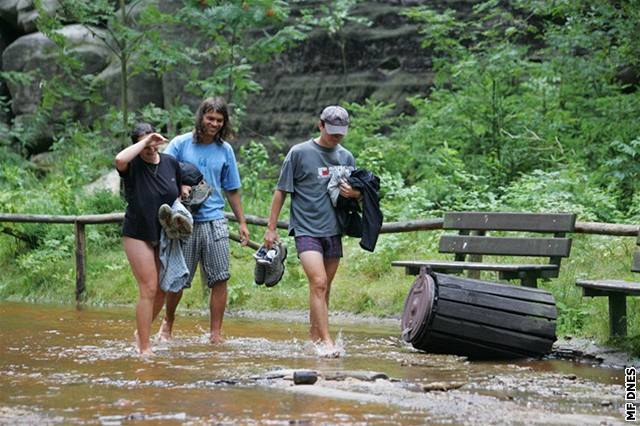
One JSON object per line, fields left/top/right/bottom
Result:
{"left": 633, "top": 232, "right": 640, "bottom": 273}
{"left": 440, "top": 212, "right": 576, "bottom": 265}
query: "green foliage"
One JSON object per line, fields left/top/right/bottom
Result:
{"left": 0, "top": 71, "right": 35, "bottom": 87}
{"left": 556, "top": 301, "right": 589, "bottom": 336}
{"left": 52, "top": 0, "right": 185, "bottom": 144}
{"left": 298, "top": 0, "right": 371, "bottom": 78}
{"left": 299, "top": 0, "right": 369, "bottom": 36}
{"left": 499, "top": 169, "right": 623, "bottom": 222}
{"left": 237, "top": 140, "right": 281, "bottom": 216}
{"left": 137, "top": 103, "right": 195, "bottom": 135}
{"left": 16, "top": 234, "right": 74, "bottom": 289}
{"left": 180, "top": 0, "right": 306, "bottom": 119}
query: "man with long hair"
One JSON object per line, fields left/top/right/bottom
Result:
{"left": 161, "top": 97, "right": 250, "bottom": 343}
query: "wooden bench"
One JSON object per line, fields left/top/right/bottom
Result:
{"left": 392, "top": 212, "right": 577, "bottom": 288}
{"left": 576, "top": 232, "right": 640, "bottom": 337}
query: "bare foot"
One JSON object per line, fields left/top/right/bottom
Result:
{"left": 134, "top": 330, "right": 154, "bottom": 357}
{"left": 139, "top": 348, "right": 155, "bottom": 358}
{"left": 156, "top": 318, "right": 172, "bottom": 342}
{"left": 315, "top": 340, "right": 342, "bottom": 358}
{"left": 134, "top": 330, "right": 141, "bottom": 350}
{"left": 209, "top": 333, "right": 225, "bottom": 344}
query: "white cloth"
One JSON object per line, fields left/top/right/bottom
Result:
{"left": 327, "top": 167, "right": 353, "bottom": 207}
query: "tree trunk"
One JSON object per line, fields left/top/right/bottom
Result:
{"left": 120, "top": 0, "right": 128, "bottom": 147}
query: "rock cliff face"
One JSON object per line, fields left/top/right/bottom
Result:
{"left": 0, "top": 0, "right": 441, "bottom": 152}
{"left": 244, "top": 1, "right": 435, "bottom": 141}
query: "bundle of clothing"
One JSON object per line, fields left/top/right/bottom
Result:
{"left": 327, "top": 168, "right": 383, "bottom": 252}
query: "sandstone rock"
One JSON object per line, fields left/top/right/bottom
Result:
{"left": 0, "top": 122, "right": 10, "bottom": 143}
{"left": 3, "top": 24, "right": 111, "bottom": 116}
{"left": 84, "top": 169, "right": 120, "bottom": 195}
{"left": 13, "top": 112, "right": 50, "bottom": 153}
{"left": 244, "top": 2, "right": 433, "bottom": 142}
{"left": 29, "top": 150, "right": 56, "bottom": 173}
{"left": 93, "top": 59, "right": 164, "bottom": 118}
{"left": 0, "top": 0, "right": 20, "bottom": 33}
{"left": 2, "top": 0, "right": 441, "bottom": 150}
{"left": 16, "top": 0, "right": 60, "bottom": 34}
{"left": 0, "top": 30, "right": 11, "bottom": 125}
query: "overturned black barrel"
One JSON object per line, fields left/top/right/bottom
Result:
{"left": 401, "top": 268, "right": 557, "bottom": 359}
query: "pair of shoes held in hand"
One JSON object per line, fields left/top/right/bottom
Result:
{"left": 158, "top": 203, "right": 193, "bottom": 240}
{"left": 254, "top": 242, "right": 287, "bottom": 287}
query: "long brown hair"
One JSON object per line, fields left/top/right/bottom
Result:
{"left": 193, "top": 97, "right": 234, "bottom": 144}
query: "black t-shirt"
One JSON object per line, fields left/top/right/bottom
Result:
{"left": 118, "top": 153, "right": 181, "bottom": 242}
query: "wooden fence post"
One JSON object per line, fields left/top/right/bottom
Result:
{"left": 75, "top": 221, "right": 86, "bottom": 302}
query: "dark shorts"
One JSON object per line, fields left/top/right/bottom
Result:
{"left": 295, "top": 235, "right": 343, "bottom": 258}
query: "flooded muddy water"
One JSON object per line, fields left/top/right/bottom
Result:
{"left": 0, "top": 302, "right": 629, "bottom": 425}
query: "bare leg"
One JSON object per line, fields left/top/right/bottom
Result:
{"left": 160, "top": 290, "right": 183, "bottom": 340}
{"left": 123, "top": 237, "right": 160, "bottom": 356}
{"left": 324, "top": 257, "right": 340, "bottom": 309}
{"left": 152, "top": 253, "right": 166, "bottom": 322}
{"left": 209, "top": 280, "right": 227, "bottom": 344}
{"left": 299, "top": 251, "right": 339, "bottom": 348}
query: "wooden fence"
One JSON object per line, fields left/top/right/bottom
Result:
{"left": 0, "top": 212, "right": 637, "bottom": 302}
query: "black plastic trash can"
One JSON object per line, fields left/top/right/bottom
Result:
{"left": 401, "top": 268, "right": 557, "bottom": 359}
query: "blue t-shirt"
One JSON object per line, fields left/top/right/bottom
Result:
{"left": 164, "top": 132, "right": 241, "bottom": 222}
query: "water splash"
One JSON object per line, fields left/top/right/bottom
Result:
{"left": 306, "top": 330, "right": 347, "bottom": 358}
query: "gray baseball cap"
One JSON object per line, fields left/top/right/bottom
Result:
{"left": 320, "top": 105, "right": 350, "bottom": 135}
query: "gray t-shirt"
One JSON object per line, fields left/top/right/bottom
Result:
{"left": 277, "top": 139, "right": 355, "bottom": 237}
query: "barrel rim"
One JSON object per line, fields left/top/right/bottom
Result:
{"left": 401, "top": 267, "right": 437, "bottom": 343}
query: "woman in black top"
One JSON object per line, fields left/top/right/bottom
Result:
{"left": 115, "top": 123, "right": 182, "bottom": 356}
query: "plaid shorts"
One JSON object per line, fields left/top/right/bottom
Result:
{"left": 183, "top": 219, "right": 230, "bottom": 288}
{"left": 295, "top": 235, "right": 343, "bottom": 259}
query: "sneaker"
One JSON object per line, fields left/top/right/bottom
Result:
{"left": 253, "top": 246, "right": 268, "bottom": 285}
{"left": 183, "top": 181, "right": 212, "bottom": 213}
{"left": 263, "top": 242, "right": 287, "bottom": 287}
{"left": 257, "top": 248, "right": 278, "bottom": 265}
{"left": 172, "top": 212, "right": 193, "bottom": 239}
{"left": 158, "top": 204, "right": 179, "bottom": 239}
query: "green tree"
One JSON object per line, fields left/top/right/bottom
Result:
{"left": 299, "top": 0, "right": 371, "bottom": 83}
{"left": 52, "top": 0, "right": 189, "bottom": 146}
{"left": 179, "top": 0, "right": 306, "bottom": 120}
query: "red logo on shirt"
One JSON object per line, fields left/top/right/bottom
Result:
{"left": 318, "top": 167, "right": 330, "bottom": 177}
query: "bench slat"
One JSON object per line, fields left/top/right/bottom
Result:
{"left": 392, "top": 260, "right": 558, "bottom": 272}
{"left": 444, "top": 212, "right": 576, "bottom": 232}
{"left": 576, "top": 279, "right": 640, "bottom": 295}
{"left": 439, "top": 235, "right": 572, "bottom": 257}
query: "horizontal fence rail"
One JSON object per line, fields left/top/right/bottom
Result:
{"left": 0, "top": 212, "right": 637, "bottom": 302}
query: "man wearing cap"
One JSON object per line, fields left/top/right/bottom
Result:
{"left": 263, "top": 105, "right": 361, "bottom": 356}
